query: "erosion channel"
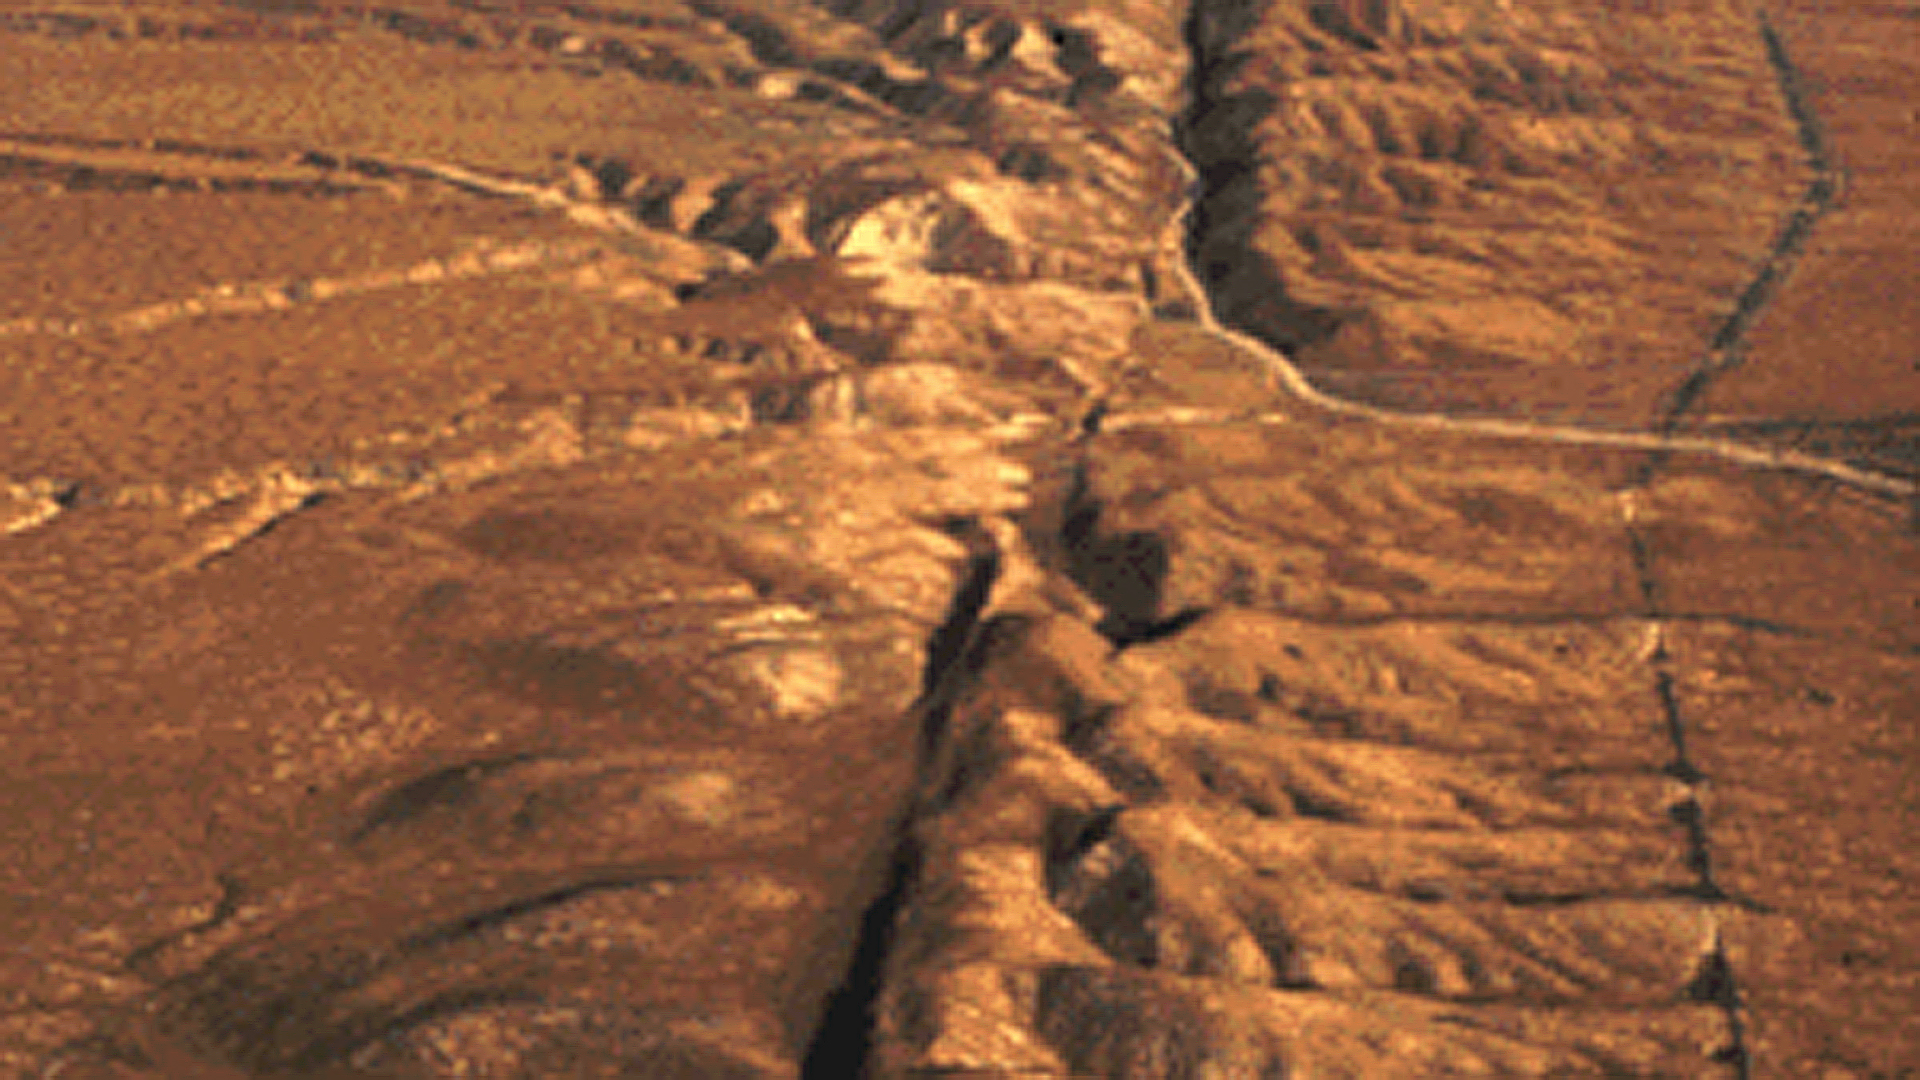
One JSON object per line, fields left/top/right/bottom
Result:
{"left": 0, "top": 1, "right": 1914, "bottom": 1077}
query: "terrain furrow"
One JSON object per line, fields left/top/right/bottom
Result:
{"left": 858, "top": 2, "right": 1915, "bottom": 1077}
{"left": 0, "top": 237, "right": 615, "bottom": 341}
{"left": 1653, "top": 10, "right": 1844, "bottom": 437}
{"left": 2, "top": 2, "right": 1913, "bottom": 1077}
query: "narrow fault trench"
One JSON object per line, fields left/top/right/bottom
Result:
{"left": 802, "top": 521, "right": 1003, "bottom": 1078}
{"left": 806, "top": 3, "right": 1880, "bottom": 1072}
{"left": 2, "top": 2, "right": 1902, "bottom": 1073}
{"left": 1162, "top": 3, "right": 1913, "bottom": 502}
{"left": 1165, "top": 5, "right": 1873, "bottom": 1076}
{"left": 1652, "top": 10, "right": 1843, "bottom": 437}
{"left": 1616, "top": 15, "right": 1851, "bottom": 1075}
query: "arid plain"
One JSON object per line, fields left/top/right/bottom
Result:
{"left": 1, "top": 0, "right": 1914, "bottom": 1076}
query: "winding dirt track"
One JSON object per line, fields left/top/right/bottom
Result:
{"left": 0, "top": 2, "right": 1913, "bottom": 1077}
{"left": 1154, "top": 27, "right": 1916, "bottom": 501}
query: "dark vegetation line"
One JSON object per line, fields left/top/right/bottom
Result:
{"left": 1620, "top": 14, "right": 1848, "bottom": 1073}
{"left": 1759, "top": 11, "right": 1835, "bottom": 170}
{"left": 1655, "top": 9, "right": 1844, "bottom": 435}
{"left": 1629, "top": 519, "right": 1754, "bottom": 1079}
{"left": 1170, "top": 1, "right": 1821, "bottom": 1074}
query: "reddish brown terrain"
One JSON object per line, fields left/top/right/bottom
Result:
{"left": 0, "top": 1, "right": 1913, "bottom": 1077}
{"left": 1680, "top": 0, "right": 1920, "bottom": 472}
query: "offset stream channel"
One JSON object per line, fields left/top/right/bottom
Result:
{"left": 1159, "top": 5, "right": 1888, "bottom": 1078}
{"left": 818, "top": 0, "right": 1909, "bottom": 1074}
{"left": 1165, "top": 13, "right": 1840, "bottom": 1078}
{"left": 2, "top": 1, "right": 1913, "bottom": 1075}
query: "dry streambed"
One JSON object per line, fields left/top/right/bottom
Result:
{"left": 0, "top": 1, "right": 1913, "bottom": 1077}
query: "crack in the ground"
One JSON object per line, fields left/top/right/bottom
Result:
{"left": 1161, "top": 3, "right": 1878, "bottom": 1075}
{"left": 0, "top": 3, "right": 1891, "bottom": 1074}
{"left": 1653, "top": 10, "right": 1846, "bottom": 439}
{"left": 0, "top": 235, "right": 610, "bottom": 341}
{"left": 1614, "top": 16, "right": 1852, "bottom": 1074}
{"left": 1164, "top": 10, "right": 1912, "bottom": 502}
{"left": 801, "top": 517, "right": 1002, "bottom": 1079}
{"left": 1621, "top": 468, "right": 1754, "bottom": 1080}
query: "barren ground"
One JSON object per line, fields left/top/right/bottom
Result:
{"left": 0, "top": 1, "right": 1913, "bottom": 1077}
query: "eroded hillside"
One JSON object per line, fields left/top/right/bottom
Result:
{"left": 1, "top": 1, "right": 1914, "bottom": 1077}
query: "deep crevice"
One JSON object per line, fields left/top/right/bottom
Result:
{"left": 799, "top": 518, "right": 1002, "bottom": 1079}
{"left": 919, "top": 518, "right": 1003, "bottom": 702}
{"left": 1176, "top": 2, "right": 1345, "bottom": 356}
{"left": 799, "top": 836, "right": 922, "bottom": 1079}
{"left": 1056, "top": 461, "right": 1201, "bottom": 647}
{"left": 1095, "top": 605, "right": 1211, "bottom": 648}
